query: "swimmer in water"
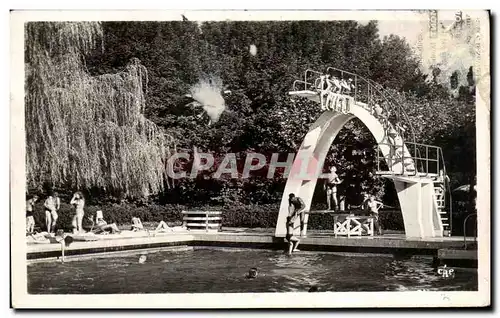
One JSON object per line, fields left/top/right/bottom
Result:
{"left": 138, "top": 255, "right": 147, "bottom": 264}
{"left": 245, "top": 267, "right": 258, "bottom": 279}
{"left": 55, "top": 230, "right": 73, "bottom": 263}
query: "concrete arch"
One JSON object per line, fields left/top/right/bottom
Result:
{"left": 275, "top": 102, "right": 443, "bottom": 239}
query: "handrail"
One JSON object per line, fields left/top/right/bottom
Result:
{"left": 325, "top": 67, "right": 417, "bottom": 144}
{"left": 404, "top": 141, "right": 443, "bottom": 176}
{"left": 304, "top": 69, "right": 323, "bottom": 85}
{"left": 292, "top": 79, "right": 312, "bottom": 91}
{"left": 366, "top": 79, "right": 417, "bottom": 144}
{"left": 366, "top": 79, "right": 417, "bottom": 141}
{"left": 463, "top": 213, "right": 477, "bottom": 249}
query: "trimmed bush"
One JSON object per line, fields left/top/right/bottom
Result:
{"left": 221, "top": 203, "right": 279, "bottom": 228}
{"left": 30, "top": 201, "right": 404, "bottom": 232}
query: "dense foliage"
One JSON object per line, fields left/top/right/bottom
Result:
{"left": 27, "top": 20, "right": 477, "bottom": 231}
{"left": 25, "top": 22, "right": 175, "bottom": 198}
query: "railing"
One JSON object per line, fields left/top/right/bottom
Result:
{"left": 463, "top": 213, "right": 477, "bottom": 249}
{"left": 292, "top": 79, "right": 313, "bottom": 91}
{"left": 376, "top": 141, "right": 443, "bottom": 176}
{"left": 325, "top": 67, "right": 416, "bottom": 144}
{"left": 407, "top": 142, "right": 441, "bottom": 175}
{"left": 438, "top": 147, "right": 453, "bottom": 234}
{"left": 305, "top": 69, "right": 324, "bottom": 87}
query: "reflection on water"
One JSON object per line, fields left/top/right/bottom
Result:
{"left": 28, "top": 248, "right": 477, "bottom": 294}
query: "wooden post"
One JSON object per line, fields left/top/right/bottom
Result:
{"left": 334, "top": 215, "right": 338, "bottom": 238}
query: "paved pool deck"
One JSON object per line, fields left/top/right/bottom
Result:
{"left": 26, "top": 228, "right": 477, "bottom": 267}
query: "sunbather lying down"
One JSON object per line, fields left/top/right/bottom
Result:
{"left": 153, "top": 221, "right": 188, "bottom": 234}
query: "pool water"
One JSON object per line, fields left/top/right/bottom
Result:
{"left": 28, "top": 248, "right": 477, "bottom": 294}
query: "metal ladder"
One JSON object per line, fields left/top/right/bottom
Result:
{"left": 434, "top": 182, "right": 449, "bottom": 233}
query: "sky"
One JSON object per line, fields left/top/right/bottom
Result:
{"left": 364, "top": 10, "right": 486, "bottom": 92}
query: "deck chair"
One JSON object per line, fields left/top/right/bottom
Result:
{"left": 131, "top": 217, "right": 144, "bottom": 231}
{"left": 90, "top": 210, "right": 121, "bottom": 234}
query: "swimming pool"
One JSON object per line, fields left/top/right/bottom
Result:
{"left": 28, "top": 248, "right": 477, "bottom": 294}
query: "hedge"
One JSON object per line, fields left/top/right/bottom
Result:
{"left": 29, "top": 202, "right": 405, "bottom": 232}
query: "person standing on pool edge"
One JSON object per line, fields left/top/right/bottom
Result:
{"left": 367, "top": 195, "right": 384, "bottom": 236}
{"left": 44, "top": 191, "right": 60, "bottom": 234}
{"left": 324, "top": 166, "right": 343, "bottom": 211}
{"left": 286, "top": 193, "right": 306, "bottom": 255}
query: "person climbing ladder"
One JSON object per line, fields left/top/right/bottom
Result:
{"left": 286, "top": 193, "right": 307, "bottom": 254}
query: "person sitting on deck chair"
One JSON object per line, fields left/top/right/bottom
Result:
{"left": 367, "top": 196, "right": 384, "bottom": 236}
{"left": 92, "top": 210, "right": 121, "bottom": 234}
{"left": 286, "top": 193, "right": 306, "bottom": 255}
{"left": 131, "top": 217, "right": 144, "bottom": 231}
{"left": 324, "top": 166, "right": 343, "bottom": 211}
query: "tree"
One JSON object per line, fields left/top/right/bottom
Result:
{"left": 25, "top": 22, "right": 175, "bottom": 198}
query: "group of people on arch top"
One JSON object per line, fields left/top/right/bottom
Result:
{"left": 314, "top": 74, "right": 356, "bottom": 112}
{"left": 312, "top": 73, "right": 408, "bottom": 164}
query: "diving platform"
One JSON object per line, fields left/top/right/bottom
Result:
{"left": 289, "top": 90, "right": 320, "bottom": 103}
{"left": 277, "top": 67, "right": 453, "bottom": 239}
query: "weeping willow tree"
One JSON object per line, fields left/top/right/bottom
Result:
{"left": 25, "top": 22, "right": 175, "bottom": 197}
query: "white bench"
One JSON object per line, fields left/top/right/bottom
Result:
{"left": 333, "top": 214, "right": 374, "bottom": 238}
{"left": 181, "top": 211, "right": 222, "bottom": 233}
